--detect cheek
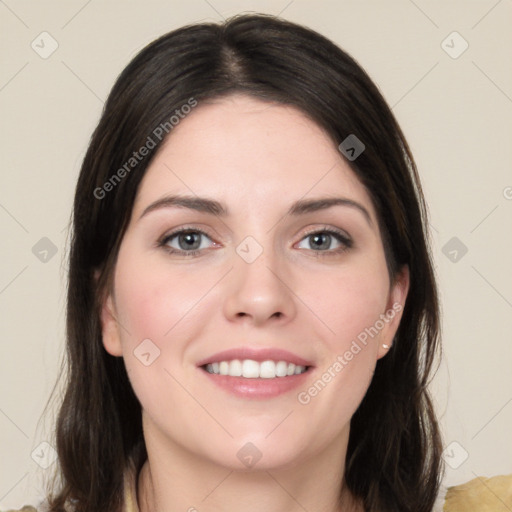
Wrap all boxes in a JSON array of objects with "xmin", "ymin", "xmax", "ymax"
[
  {"xmin": 113, "ymin": 246, "xmax": 216, "ymax": 345},
  {"xmin": 302, "ymin": 258, "xmax": 390, "ymax": 350},
  {"xmin": 111, "ymin": 250, "xmax": 211, "ymax": 423},
  {"xmin": 295, "ymin": 281, "xmax": 385, "ymax": 448},
  {"xmin": 293, "ymin": 257, "xmax": 389, "ymax": 420},
  {"xmin": 110, "ymin": 241, "xmax": 233, "ymax": 395}
]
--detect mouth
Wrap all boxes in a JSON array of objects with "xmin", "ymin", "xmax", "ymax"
[
  {"xmin": 197, "ymin": 348, "xmax": 314, "ymax": 399},
  {"xmin": 202, "ymin": 359, "xmax": 310, "ymax": 378}
]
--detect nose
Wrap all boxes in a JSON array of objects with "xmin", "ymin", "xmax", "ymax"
[{"xmin": 222, "ymin": 246, "xmax": 297, "ymax": 327}]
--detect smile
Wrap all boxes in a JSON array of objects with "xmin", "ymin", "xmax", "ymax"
[
  {"xmin": 203, "ymin": 359, "xmax": 309, "ymax": 378},
  {"xmin": 197, "ymin": 347, "xmax": 314, "ymax": 399}
]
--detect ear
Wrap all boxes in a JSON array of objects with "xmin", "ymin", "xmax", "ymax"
[
  {"xmin": 377, "ymin": 265, "xmax": 410, "ymax": 359},
  {"xmin": 99, "ymin": 288, "xmax": 124, "ymax": 357}
]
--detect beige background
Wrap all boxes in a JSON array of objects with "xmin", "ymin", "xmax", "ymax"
[{"xmin": 1, "ymin": 0, "xmax": 511, "ymax": 508}]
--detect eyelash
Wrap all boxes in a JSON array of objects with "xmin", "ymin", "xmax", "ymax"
[
  {"xmin": 158, "ymin": 227, "xmax": 214, "ymax": 258},
  {"xmin": 158, "ymin": 226, "xmax": 353, "ymax": 258},
  {"xmin": 300, "ymin": 226, "xmax": 353, "ymax": 257}
]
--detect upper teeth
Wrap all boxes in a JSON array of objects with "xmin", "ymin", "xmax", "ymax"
[{"xmin": 205, "ymin": 359, "xmax": 307, "ymax": 378}]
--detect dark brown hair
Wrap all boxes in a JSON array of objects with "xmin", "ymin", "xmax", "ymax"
[{"xmin": 46, "ymin": 13, "xmax": 442, "ymax": 512}]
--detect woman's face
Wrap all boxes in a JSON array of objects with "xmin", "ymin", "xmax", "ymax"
[{"xmin": 101, "ymin": 94, "xmax": 408, "ymax": 471}]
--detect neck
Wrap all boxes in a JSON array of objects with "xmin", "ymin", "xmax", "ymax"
[{"xmin": 137, "ymin": 416, "xmax": 362, "ymax": 512}]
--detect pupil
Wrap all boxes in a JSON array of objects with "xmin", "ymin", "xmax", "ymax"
[
  {"xmin": 312, "ymin": 233, "xmax": 330, "ymax": 250},
  {"xmin": 179, "ymin": 232, "xmax": 200, "ymax": 250}
]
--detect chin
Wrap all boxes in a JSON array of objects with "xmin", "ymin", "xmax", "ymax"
[{"xmin": 201, "ymin": 433, "xmax": 313, "ymax": 472}]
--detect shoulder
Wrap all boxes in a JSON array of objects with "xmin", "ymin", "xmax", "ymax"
[{"xmin": 443, "ymin": 474, "xmax": 512, "ymax": 511}]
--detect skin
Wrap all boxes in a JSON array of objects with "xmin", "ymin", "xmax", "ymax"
[{"xmin": 100, "ymin": 94, "xmax": 409, "ymax": 512}]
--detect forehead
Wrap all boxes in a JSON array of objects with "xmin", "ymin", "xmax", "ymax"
[{"xmin": 133, "ymin": 94, "xmax": 375, "ymax": 220}]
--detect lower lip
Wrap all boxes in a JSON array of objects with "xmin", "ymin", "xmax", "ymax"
[{"xmin": 199, "ymin": 367, "xmax": 312, "ymax": 399}]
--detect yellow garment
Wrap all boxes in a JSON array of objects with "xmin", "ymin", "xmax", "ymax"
[
  {"xmin": 123, "ymin": 456, "xmax": 139, "ymax": 511},
  {"xmin": 443, "ymin": 474, "xmax": 512, "ymax": 511}
]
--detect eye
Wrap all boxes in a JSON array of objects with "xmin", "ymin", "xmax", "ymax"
[
  {"xmin": 159, "ymin": 228, "xmax": 216, "ymax": 256},
  {"xmin": 296, "ymin": 228, "xmax": 352, "ymax": 255}
]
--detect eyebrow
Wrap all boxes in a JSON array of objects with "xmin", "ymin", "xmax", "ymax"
[
  {"xmin": 139, "ymin": 194, "xmax": 372, "ymax": 225},
  {"xmin": 288, "ymin": 197, "xmax": 372, "ymax": 225},
  {"xmin": 140, "ymin": 195, "xmax": 227, "ymax": 219}
]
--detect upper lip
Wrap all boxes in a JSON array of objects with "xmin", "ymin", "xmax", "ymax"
[{"xmin": 196, "ymin": 347, "xmax": 314, "ymax": 367}]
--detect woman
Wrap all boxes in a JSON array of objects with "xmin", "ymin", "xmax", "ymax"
[{"xmin": 9, "ymin": 13, "xmax": 444, "ymax": 512}]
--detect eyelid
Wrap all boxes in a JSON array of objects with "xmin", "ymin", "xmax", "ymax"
[
  {"xmin": 299, "ymin": 225, "xmax": 352, "ymax": 244},
  {"xmin": 301, "ymin": 224, "xmax": 350, "ymax": 236},
  {"xmin": 294, "ymin": 225, "xmax": 353, "ymax": 255},
  {"xmin": 158, "ymin": 225, "xmax": 217, "ymax": 245},
  {"xmin": 157, "ymin": 226, "xmax": 220, "ymax": 257}
]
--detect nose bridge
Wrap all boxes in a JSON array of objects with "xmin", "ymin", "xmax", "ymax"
[{"xmin": 222, "ymin": 233, "xmax": 296, "ymax": 324}]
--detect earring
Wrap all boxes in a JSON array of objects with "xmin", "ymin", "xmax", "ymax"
[{"xmin": 382, "ymin": 344, "xmax": 390, "ymax": 349}]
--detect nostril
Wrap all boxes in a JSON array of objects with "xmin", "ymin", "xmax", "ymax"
[{"xmin": 233, "ymin": 311, "xmax": 285, "ymax": 321}]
